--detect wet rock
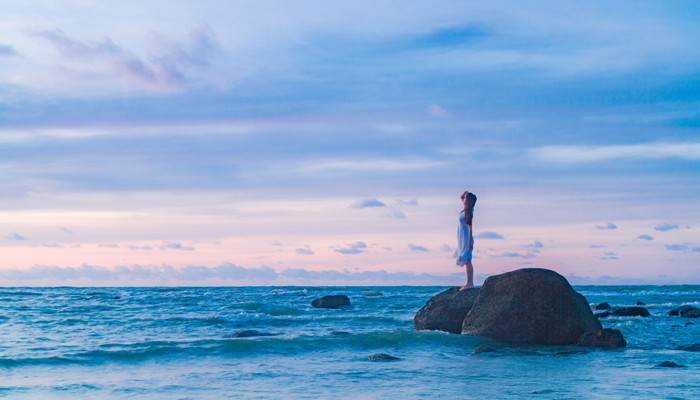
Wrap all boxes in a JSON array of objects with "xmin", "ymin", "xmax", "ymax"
[
  {"xmin": 310, "ymin": 295, "xmax": 351, "ymax": 309},
  {"xmin": 676, "ymin": 344, "xmax": 700, "ymax": 352},
  {"xmin": 577, "ymin": 328, "xmax": 626, "ymax": 348},
  {"xmin": 594, "ymin": 302, "xmax": 611, "ymax": 311},
  {"xmin": 610, "ymin": 306, "xmax": 650, "ymax": 317},
  {"xmin": 363, "ymin": 290, "xmax": 383, "ymax": 297},
  {"xmin": 636, "ymin": 301, "xmax": 646, "ymax": 306},
  {"xmin": 686, "ymin": 322, "xmax": 695, "ymax": 325},
  {"xmin": 230, "ymin": 330, "xmax": 278, "ymax": 338},
  {"xmin": 668, "ymin": 305, "xmax": 698, "ymax": 316},
  {"xmin": 680, "ymin": 307, "xmax": 700, "ymax": 318},
  {"xmin": 461, "ymin": 268, "xmax": 602, "ymax": 345},
  {"xmin": 656, "ymin": 361, "xmax": 685, "ymax": 368},
  {"xmin": 414, "ymin": 287, "xmax": 480, "ymax": 334},
  {"xmin": 472, "ymin": 344, "xmax": 496, "ymax": 354},
  {"xmin": 367, "ymin": 353, "xmax": 400, "ymax": 361},
  {"xmin": 330, "ymin": 331, "xmax": 350, "ymax": 336},
  {"xmin": 594, "ymin": 311, "xmax": 611, "ymax": 319}
]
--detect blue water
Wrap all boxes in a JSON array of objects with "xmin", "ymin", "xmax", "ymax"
[{"xmin": 1, "ymin": 286, "xmax": 698, "ymax": 399}]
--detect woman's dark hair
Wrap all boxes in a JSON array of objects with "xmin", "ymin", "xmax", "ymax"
[{"xmin": 463, "ymin": 192, "xmax": 477, "ymax": 225}]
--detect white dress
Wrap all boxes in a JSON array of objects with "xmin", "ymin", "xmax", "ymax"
[{"xmin": 455, "ymin": 210, "xmax": 474, "ymax": 265}]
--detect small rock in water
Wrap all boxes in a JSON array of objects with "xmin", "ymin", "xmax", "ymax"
[
  {"xmin": 330, "ymin": 331, "xmax": 350, "ymax": 336},
  {"xmin": 656, "ymin": 361, "xmax": 685, "ymax": 368},
  {"xmin": 594, "ymin": 302, "xmax": 611, "ymax": 311},
  {"xmin": 231, "ymin": 330, "xmax": 278, "ymax": 338},
  {"xmin": 594, "ymin": 311, "xmax": 611, "ymax": 319},
  {"xmin": 363, "ymin": 290, "xmax": 383, "ymax": 297},
  {"xmin": 577, "ymin": 328, "xmax": 626, "ymax": 348},
  {"xmin": 675, "ymin": 344, "xmax": 700, "ymax": 352},
  {"xmin": 311, "ymin": 295, "xmax": 351, "ymax": 309},
  {"xmin": 610, "ymin": 306, "xmax": 650, "ymax": 317},
  {"xmin": 636, "ymin": 301, "xmax": 646, "ymax": 306},
  {"xmin": 686, "ymin": 321, "xmax": 695, "ymax": 325},
  {"xmin": 367, "ymin": 353, "xmax": 401, "ymax": 361},
  {"xmin": 680, "ymin": 307, "xmax": 700, "ymax": 318},
  {"xmin": 668, "ymin": 305, "xmax": 698, "ymax": 316},
  {"xmin": 472, "ymin": 344, "xmax": 496, "ymax": 354}
]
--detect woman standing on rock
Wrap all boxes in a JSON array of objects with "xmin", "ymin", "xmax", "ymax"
[{"xmin": 457, "ymin": 191, "xmax": 477, "ymax": 290}]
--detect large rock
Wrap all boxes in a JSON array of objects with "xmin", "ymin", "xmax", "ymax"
[
  {"xmin": 310, "ymin": 294, "xmax": 350, "ymax": 309},
  {"xmin": 577, "ymin": 328, "xmax": 626, "ymax": 348},
  {"xmin": 414, "ymin": 287, "xmax": 480, "ymax": 334},
  {"xmin": 461, "ymin": 268, "xmax": 602, "ymax": 345},
  {"xmin": 668, "ymin": 305, "xmax": 699, "ymax": 316}
]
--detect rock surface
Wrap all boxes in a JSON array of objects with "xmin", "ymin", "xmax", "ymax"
[
  {"xmin": 668, "ymin": 305, "xmax": 698, "ymax": 316},
  {"xmin": 656, "ymin": 361, "xmax": 685, "ymax": 368},
  {"xmin": 461, "ymin": 268, "xmax": 602, "ymax": 345},
  {"xmin": 577, "ymin": 328, "xmax": 626, "ymax": 348},
  {"xmin": 680, "ymin": 307, "xmax": 700, "ymax": 318},
  {"xmin": 594, "ymin": 302, "xmax": 611, "ymax": 311},
  {"xmin": 609, "ymin": 306, "xmax": 651, "ymax": 317},
  {"xmin": 310, "ymin": 295, "xmax": 351, "ymax": 309},
  {"xmin": 413, "ymin": 287, "xmax": 480, "ymax": 334},
  {"xmin": 675, "ymin": 344, "xmax": 700, "ymax": 352},
  {"xmin": 367, "ymin": 353, "xmax": 400, "ymax": 361}
]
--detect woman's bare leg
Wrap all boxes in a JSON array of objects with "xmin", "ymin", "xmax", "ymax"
[{"xmin": 460, "ymin": 260, "xmax": 474, "ymax": 290}]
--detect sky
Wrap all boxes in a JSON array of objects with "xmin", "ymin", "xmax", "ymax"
[{"xmin": 1, "ymin": 1, "xmax": 699, "ymax": 286}]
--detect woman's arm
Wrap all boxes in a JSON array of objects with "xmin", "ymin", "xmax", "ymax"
[{"xmin": 467, "ymin": 222, "xmax": 473, "ymax": 250}]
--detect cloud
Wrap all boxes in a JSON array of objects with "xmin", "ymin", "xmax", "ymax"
[
  {"xmin": 333, "ymin": 241, "xmax": 368, "ymax": 254},
  {"xmin": 350, "ymin": 198, "xmax": 386, "ymax": 209},
  {"xmin": 637, "ymin": 235, "xmax": 653, "ymax": 241},
  {"xmin": 532, "ymin": 142, "xmax": 700, "ymax": 163},
  {"xmin": 98, "ymin": 243, "xmax": 119, "ymax": 248},
  {"xmin": 477, "ymin": 231, "xmax": 504, "ymax": 239},
  {"xmin": 385, "ymin": 209, "xmax": 406, "ymax": 219},
  {"xmin": 694, "ymin": 247, "xmax": 700, "ymax": 252},
  {"xmin": 7, "ymin": 232, "xmax": 29, "ymax": 240},
  {"xmin": 394, "ymin": 198, "xmax": 418, "ymax": 206},
  {"xmin": 125, "ymin": 245, "xmax": 153, "ymax": 250},
  {"xmin": 32, "ymin": 24, "xmax": 220, "ymax": 92},
  {"xmin": 600, "ymin": 251, "xmax": 619, "ymax": 260},
  {"xmin": 490, "ymin": 251, "xmax": 536, "ymax": 259},
  {"xmin": 427, "ymin": 104, "xmax": 450, "ymax": 118},
  {"xmin": 655, "ymin": 223, "xmax": 679, "ymax": 232},
  {"xmin": 0, "ymin": 263, "xmax": 462, "ymax": 285},
  {"xmin": 440, "ymin": 244, "xmax": 454, "ymax": 253},
  {"xmin": 60, "ymin": 227, "xmax": 73, "ymax": 234},
  {"xmin": 159, "ymin": 241, "xmax": 195, "ymax": 251},
  {"xmin": 596, "ymin": 222, "xmax": 618, "ymax": 230},
  {"xmin": 589, "ymin": 244, "xmax": 604, "ymax": 248},
  {"xmin": 295, "ymin": 246, "xmax": 315, "ymax": 255},
  {"xmin": 666, "ymin": 244, "xmax": 688, "ymax": 251},
  {"xmin": 408, "ymin": 244, "xmax": 429, "ymax": 252},
  {"xmin": 523, "ymin": 241, "xmax": 543, "ymax": 249},
  {"xmin": 0, "ymin": 44, "xmax": 18, "ymax": 56},
  {"xmin": 40, "ymin": 243, "xmax": 64, "ymax": 248}
]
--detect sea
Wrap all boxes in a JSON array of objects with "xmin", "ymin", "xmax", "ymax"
[{"xmin": 1, "ymin": 285, "xmax": 698, "ymax": 399}]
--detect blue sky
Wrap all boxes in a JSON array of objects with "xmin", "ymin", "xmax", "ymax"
[{"xmin": 1, "ymin": 1, "xmax": 699, "ymax": 285}]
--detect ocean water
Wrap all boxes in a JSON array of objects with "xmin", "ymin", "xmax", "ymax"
[{"xmin": 1, "ymin": 286, "xmax": 698, "ymax": 399}]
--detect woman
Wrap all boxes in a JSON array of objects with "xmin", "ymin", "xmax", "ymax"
[{"xmin": 456, "ymin": 191, "xmax": 477, "ymax": 290}]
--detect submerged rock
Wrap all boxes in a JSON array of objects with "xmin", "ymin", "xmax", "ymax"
[
  {"xmin": 594, "ymin": 302, "xmax": 611, "ymax": 311},
  {"xmin": 414, "ymin": 287, "xmax": 480, "ymax": 334},
  {"xmin": 675, "ymin": 344, "xmax": 700, "ymax": 352},
  {"xmin": 310, "ymin": 295, "xmax": 351, "ymax": 309},
  {"xmin": 680, "ymin": 307, "xmax": 700, "ymax": 318},
  {"xmin": 367, "ymin": 353, "xmax": 401, "ymax": 361},
  {"xmin": 610, "ymin": 306, "xmax": 651, "ymax": 318},
  {"xmin": 668, "ymin": 305, "xmax": 698, "ymax": 316},
  {"xmin": 472, "ymin": 344, "xmax": 496, "ymax": 354},
  {"xmin": 461, "ymin": 268, "xmax": 602, "ymax": 345},
  {"xmin": 577, "ymin": 328, "xmax": 626, "ymax": 348},
  {"xmin": 656, "ymin": 361, "xmax": 685, "ymax": 368},
  {"xmin": 230, "ymin": 330, "xmax": 278, "ymax": 338},
  {"xmin": 363, "ymin": 290, "xmax": 383, "ymax": 297},
  {"xmin": 636, "ymin": 301, "xmax": 646, "ymax": 306}
]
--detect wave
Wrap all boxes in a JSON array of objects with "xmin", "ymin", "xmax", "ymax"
[{"xmin": 0, "ymin": 330, "xmax": 474, "ymax": 368}]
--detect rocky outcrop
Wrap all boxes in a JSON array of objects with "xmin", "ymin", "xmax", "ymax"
[
  {"xmin": 594, "ymin": 302, "xmax": 611, "ymax": 311},
  {"xmin": 311, "ymin": 295, "xmax": 351, "ymax": 309},
  {"xmin": 577, "ymin": 328, "xmax": 626, "ymax": 348},
  {"xmin": 414, "ymin": 287, "xmax": 480, "ymax": 334},
  {"xmin": 461, "ymin": 268, "xmax": 602, "ymax": 345},
  {"xmin": 656, "ymin": 361, "xmax": 685, "ymax": 368},
  {"xmin": 680, "ymin": 307, "xmax": 700, "ymax": 318}
]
